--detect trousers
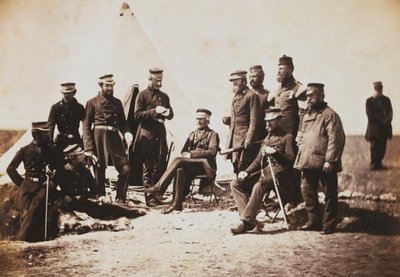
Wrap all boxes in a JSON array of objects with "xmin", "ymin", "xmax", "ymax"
[{"xmin": 300, "ymin": 169, "xmax": 338, "ymax": 229}]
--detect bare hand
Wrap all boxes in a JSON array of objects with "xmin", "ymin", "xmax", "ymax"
[{"xmin": 181, "ymin": 151, "xmax": 191, "ymax": 158}]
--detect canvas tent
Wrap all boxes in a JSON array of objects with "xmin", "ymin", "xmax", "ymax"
[{"xmin": 0, "ymin": 1, "xmax": 215, "ymax": 181}]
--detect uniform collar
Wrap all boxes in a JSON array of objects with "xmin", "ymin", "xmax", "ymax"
[
  {"xmin": 61, "ymin": 97, "xmax": 77, "ymax": 105},
  {"xmin": 196, "ymin": 126, "xmax": 210, "ymax": 132},
  {"xmin": 148, "ymin": 86, "xmax": 161, "ymax": 95},
  {"xmin": 98, "ymin": 92, "xmax": 115, "ymax": 103}
]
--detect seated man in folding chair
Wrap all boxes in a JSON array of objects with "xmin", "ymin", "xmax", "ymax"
[
  {"xmin": 230, "ymin": 107, "xmax": 295, "ymax": 234},
  {"xmin": 144, "ymin": 108, "xmax": 220, "ymax": 214}
]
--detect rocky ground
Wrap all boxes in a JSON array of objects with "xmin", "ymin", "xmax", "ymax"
[{"xmin": 0, "ymin": 135, "xmax": 399, "ymax": 276}]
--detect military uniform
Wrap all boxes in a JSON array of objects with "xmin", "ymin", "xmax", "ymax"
[
  {"xmin": 225, "ymin": 73, "xmax": 260, "ymax": 174},
  {"xmin": 83, "ymin": 75, "xmax": 130, "ymax": 200},
  {"xmin": 230, "ymin": 126, "xmax": 294, "ymax": 227},
  {"xmin": 149, "ymin": 124, "xmax": 219, "ymax": 212},
  {"xmin": 133, "ymin": 86, "xmax": 174, "ymax": 189},
  {"xmin": 365, "ymin": 85, "xmax": 393, "ymax": 169},
  {"xmin": 294, "ymin": 85, "xmax": 345, "ymax": 233},
  {"xmin": 56, "ymin": 145, "xmax": 143, "ymax": 220},
  {"xmin": 249, "ymin": 65, "xmax": 271, "ymax": 139},
  {"xmin": 48, "ymin": 97, "xmax": 85, "ymax": 150},
  {"xmin": 269, "ymin": 76, "xmax": 307, "ymax": 137},
  {"xmin": 253, "ymin": 86, "xmax": 270, "ymax": 138},
  {"xmin": 7, "ymin": 130, "xmax": 56, "ymax": 242}
]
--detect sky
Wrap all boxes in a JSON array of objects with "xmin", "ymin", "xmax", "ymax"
[{"xmin": 0, "ymin": 0, "xmax": 399, "ymax": 138}]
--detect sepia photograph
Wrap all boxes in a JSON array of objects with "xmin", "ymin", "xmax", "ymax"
[{"xmin": 0, "ymin": 0, "xmax": 399, "ymax": 276}]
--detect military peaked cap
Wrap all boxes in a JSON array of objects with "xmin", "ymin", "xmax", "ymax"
[
  {"xmin": 63, "ymin": 144, "xmax": 84, "ymax": 157},
  {"xmin": 60, "ymin": 82, "xmax": 76, "ymax": 93},
  {"xmin": 98, "ymin": 74, "xmax": 115, "ymax": 85},
  {"xmin": 264, "ymin": 107, "xmax": 282, "ymax": 121},
  {"xmin": 31, "ymin": 121, "xmax": 50, "ymax": 131},
  {"xmin": 196, "ymin": 108, "xmax": 212, "ymax": 118}
]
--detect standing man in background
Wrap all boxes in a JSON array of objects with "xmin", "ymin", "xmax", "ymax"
[
  {"xmin": 365, "ymin": 81, "xmax": 393, "ymax": 170},
  {"xmin": 133, "ymin": 68, "xmax": 174, "ymax": 206},
  {"xmin": 223, "ymin": 70, "xmax": 260, "ymax": 175},
  {"xmin": 83, "ymin": 74, "xmax": 133, "ymax": 203},
  {"xmin": 249, "ymin": 65, "xmax": 271, "ymax": 139}
]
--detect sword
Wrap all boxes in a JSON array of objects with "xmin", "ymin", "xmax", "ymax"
[{"xmin": 266, "ymin": 156, "xmax": 289, "ymax": 230}]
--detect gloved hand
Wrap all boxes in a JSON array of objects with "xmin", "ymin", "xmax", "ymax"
[
  {"xmin": 161, "ymin": 108, "xmax": 171, "ymax": 117},
  {"xmin": 124, "ymin": 132, "xmax": 133, "ymax": 145},
  {"xmin": 295, "ymin": 131, "xmax": 304, "ymax": 146},
  {"xmin": 45, "ymin": 165, "xmax": 55, "ymax": 177},
  {"xmin": 263, "ymin": 146, "xmax": 276, "ymax": 156},
  {"xmin": 84, "ymin": 151, "xmax": 98, "ymax": 167},
  {"xmin": 181, "ymin": 151, "xmax": 190, "ymax": 158},
  {"xmin": 155, "ymin": 106, "xmax": 167, "ymax": 114},
  {"xmin": 238, "ymin": 171, "xmax": 248, "ymax": 181},
  {"xmin": 323, "ymin": 162, "xmax": 333, "ymax": 173}
]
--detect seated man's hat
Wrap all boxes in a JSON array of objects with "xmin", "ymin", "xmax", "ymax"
[{"xmin": 264, "ymin": 107, "xmax": 282, "ymax": 121}]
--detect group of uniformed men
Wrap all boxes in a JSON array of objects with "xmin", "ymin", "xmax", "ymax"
[{"xmin": 9, "ymin": 53, "xmax": 394, "ymax": 241}]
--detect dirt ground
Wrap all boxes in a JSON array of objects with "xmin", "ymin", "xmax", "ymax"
[{"xmin": 0, "ymin": 136, "xmax": 399, "ymax": 276}]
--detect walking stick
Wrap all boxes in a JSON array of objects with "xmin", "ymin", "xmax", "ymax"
[{"xmin": 266, "ymin": 156, "xmax": 289, "ymax": 230}]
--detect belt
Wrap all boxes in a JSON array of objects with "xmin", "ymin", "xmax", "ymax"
[
  {"xmin": 94, "ymin": 125, "xmax": 119, "ymax": 132},
  {"xmin": 58, "ymin": 133, "xmax": 77, "ymax": 139},
  {"xmin": 25, "ymin": 176, "xmax": 46, "ymax": 183}
]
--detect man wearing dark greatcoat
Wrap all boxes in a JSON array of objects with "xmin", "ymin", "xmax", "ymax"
[
  {"xmin": 365, "ymin": 81, "xmax": 393, "ymax": 170},
  {"xmin": 48, "ymin": 82, "xmax": 85, "ymax": 154},
  {"xmin": 249, "ymin": 65, "xmax": 271, "ymax": 139},
  {"xmin": 133, "ymin": 68, "xmax": 174, "ymax": 206},
  {"xmin": 83, "ymin": 74, "xmax": 133, "ymax": 203},
  {"xmin": 7, "ymin": 122, "xmax": 57, "ymax": 242}
]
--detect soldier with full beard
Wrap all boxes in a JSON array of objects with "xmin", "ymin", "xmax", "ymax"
[
  {"xmin": 268, "ymin": 55, "xmax": 307, "ymax": 209},
  {"xmin": 223, "ymin": 70, "xmax": 260, "ymax": 174}
]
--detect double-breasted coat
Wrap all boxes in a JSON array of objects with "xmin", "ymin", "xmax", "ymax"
[
  {"xmin": 268, "ymin": 77, "xmax": 307, "ymax": 136},
  {"xmin": 83, "ymin": 93, "xmax": 129, "ymax": 168},
  {"xmin": 133, "ymin": 87, "xmax": 174, "ymax": 157}
]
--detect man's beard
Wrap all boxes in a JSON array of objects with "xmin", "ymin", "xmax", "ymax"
[
  {"xmin": 232, "ymin": 84, "xmax": 244, "ymax": 94},
  {"xmin": 276, "ymin": 74, "xmax": 285, "ymax": 83},
  {"xmin": 250, "ymin": 80, "xmax": 262, "ymax": 89},
  {"xmin": 103, "ymin": 90, "xmax": 114, "ymax": 98}
]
